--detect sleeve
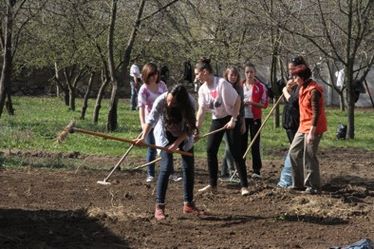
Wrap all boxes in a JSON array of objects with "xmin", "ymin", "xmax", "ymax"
[
  {"xmin": 220, "ymin": 79, "xmax": 238, "ymax": 109},
  {"xmin": 146, "ymin": 94, "xmax": 164, "ymax": 126},
  {"xmin": 311, "ymin": 89, "xmax": 321, "ymax": 127},
  {"xmin": 159, "ymin": 81, "xmax": 168, "ymax": 93},
  {"xmin": 260, "ymin": 83, "xmax": 269, "ymax": 108},
  {"xmin": 198, "ymin": 85, "xmax": 206, "ymax": 109},
  {"xmin": 137, "ymin": 85, "xmax": 147, "ymax": 108}
]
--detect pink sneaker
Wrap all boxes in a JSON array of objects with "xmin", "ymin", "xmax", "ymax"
[{"xmin": 154, "ymin": 204, "xmax": 166, "ymax": 221}]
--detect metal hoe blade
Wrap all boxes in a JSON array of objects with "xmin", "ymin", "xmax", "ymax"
[{"xmin": 97, "ymin": 180, "xmax": 111, "ymax": 185}]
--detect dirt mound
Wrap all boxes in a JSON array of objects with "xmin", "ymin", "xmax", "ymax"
[{"xmin": 0, "ymin": 148, "xmax": 373, "ymax": 248}]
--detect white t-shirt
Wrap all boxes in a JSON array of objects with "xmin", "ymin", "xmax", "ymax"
[
  {"xmin": 198, "ymin": 77, "xmax": 238, "ymax": 119},
  {"xmin": 130, "ymin": 64, "xmax": 141, "ymax": 78},
  {"xmin": 243, "ymin": 83, "xmax": 254, "ymax": 118},
  {"xmin": 335, "ymin": 69, "xmax": 344, "ymax": 89}
]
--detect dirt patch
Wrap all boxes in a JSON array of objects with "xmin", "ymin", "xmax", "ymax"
[{"xmin": 0, "ymin": 148, "xmax": 373, "ymax": 248}]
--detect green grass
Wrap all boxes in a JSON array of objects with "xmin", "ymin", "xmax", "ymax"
[{"xmin": 0, "ymin": 96, "xmax": 373, "ymax": 163}]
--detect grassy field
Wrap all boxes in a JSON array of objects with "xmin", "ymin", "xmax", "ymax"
[{"xmin": 0, "ymin": 96, "xmax": 373, "ymax": 162}]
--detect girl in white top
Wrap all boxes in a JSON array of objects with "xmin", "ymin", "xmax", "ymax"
[
  {"xmin": 242, "ymin": 62, "xmax": 268, "ymax": 178},
  {"xmin": 195, "ymin": 58, "xmax": 249, "ymax": 196}
]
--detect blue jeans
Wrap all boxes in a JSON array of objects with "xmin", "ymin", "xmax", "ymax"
[
  {"xmin": 156, "ymin": 132, "xmax": 194, "ymax": 204},
  {"xmin": 277, "ymin": 153, "xmax": 293, "ymax": 188},
  {"xmin": 277, "ymin": 128, "xmax": 297, "ymax": 188},
  {"xmin": 130, "ymin": 81, "xmax": 138, "ymax": 110},
  {"xmin": 146, "ymin": 129, "xmax": 157, "ymax": 177}
]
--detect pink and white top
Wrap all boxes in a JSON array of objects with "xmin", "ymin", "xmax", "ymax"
[
  {"xmin": 138, "ymin": 81, "xmax": 168, "ymax": 117},
  {"xmin": 198, "ymin": 77, "xmax": 238, "ymax": 119}
]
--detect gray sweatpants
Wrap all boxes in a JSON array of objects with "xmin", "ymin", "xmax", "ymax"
[{"xmin": 289, "ymin": 131, "xmax": 322, "ymax": 189}]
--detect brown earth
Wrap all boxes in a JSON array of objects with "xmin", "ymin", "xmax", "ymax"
[{"xmin": 0, "ymin": 148, "xmax": 373, "ymax": 249}]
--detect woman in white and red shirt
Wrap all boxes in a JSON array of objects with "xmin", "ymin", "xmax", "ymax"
[
  {"xmin": 242, "ymin": 62, "xmax": 268, "ymax": 178},
  {"xmin": 195, "ymin": 58, "xmax": 249, "ymax": 196}
]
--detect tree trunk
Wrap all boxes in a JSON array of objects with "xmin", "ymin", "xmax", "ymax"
[
  {"xmin": 54, "ymin": 62, "xmax": 69, "ymax": 106},
  {"xmin": 106, "ymin": 0, "xmax": 119, "ymax": 131},
  {"xmin": 271, "ymin": 62, "xmax": 280, "ymax": 128},
  {"xmin": 269, "ymin": 3, "xmax": 281, "ymax": 129},
  {"xmin": 0, "ymin": 0, "xmax": 15, "ymax": 119},
  {"xmin": 68, "ymin": 86, "xmax": 76, "ymax": 111},
  {"xmin": 107, "ymin": 82, "xmax": 118, "ymax": 131},
  {"xmin": 270, "ymin": 50, "xmax": 280, "ymax": 128},
  {"xmin": 345, "ymin": 61, "xmax": 355, "ymax": 139},
  {"xmin": 56, "ymin": 84, "xmax": 60, "ymax": 97},
  {"xmin": 64, "ymin": 68, "xmax": 75, "ymax": 111},
  {"xmin": 65, "ymin": 66, "xmax": 85, "ymax": 112},
  {"xmin": 106, "ymin": 0, "xmax": 147, "ymax": 131},
  {"xmin": 5, "ymin": 90, "xmax": 14, "ymax": 115},
  {"xmin": 120, "ymin": 0, "xmax": 146, "ymax": 99},
  {"xmin": 80, "ymin": 72, "xmax": 94, "ymax": 120},
  {"xmin": 339, "ymin": 91, "xmax": 345, "ymax": 111},
  {"xmin": 63, "ymin": 89, "xmax": 69, "ymax": 106},
  {"xmin": 93, "ymin": 78, "xmax": 109, "ymax": 123},
  {"xmin": 364, "ymin": 80, "xmax": 374, "ymax": 108},
  {"xmin": 345, "ymin": 0, "xmax": 355, "ymax": 139}
]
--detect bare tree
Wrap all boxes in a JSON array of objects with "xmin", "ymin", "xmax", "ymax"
[
  {"xmin": 277, "ymin": 0, "xmax": 374, "ymax": 139},
  {"xmin": 107, "ymin": 0, "xmax": 180, "ymax": 131},
  {"xmin": 80, "ymin": 71, "xmax": 94, "ymax": 120},
  {"xmin": 0, "ymin": 0, "xmax": 16, "ymax": 118}
]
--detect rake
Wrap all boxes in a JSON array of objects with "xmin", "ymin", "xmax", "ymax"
[
  {"xmin": 96, "ymin": 132, "xmax": 143, "ymax": 185},
  {"xmin": 57, "ymin": 121, "xmax": 193, "ymax": 157},
  {"xmin": 243, "ymin": 93, "xmax": 284, "ymax": 158}
]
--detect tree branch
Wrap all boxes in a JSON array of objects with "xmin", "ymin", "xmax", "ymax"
[{"xmin": 139, "ymin": 0, "xmax": 180, "ymax": 23}]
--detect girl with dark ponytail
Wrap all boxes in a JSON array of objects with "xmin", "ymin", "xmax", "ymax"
[
  {"xmin": 135, "ymin": 84, "xmax": 203, "ymax": 221},
  {"xmin": 194, "ymin": 57, "xmax": 250, "ymax": 196}
]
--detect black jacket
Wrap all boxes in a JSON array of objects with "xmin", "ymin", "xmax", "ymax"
[{"xmin": 282, "ymin": 85, "xmax": 300, "ymax": 131}]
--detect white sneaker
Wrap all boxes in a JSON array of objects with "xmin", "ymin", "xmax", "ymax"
[
  {"xmin": 241, "ymin": 187, "xmax": 250, "ymax": 196},
  {"xmin": 169, "ymin": 174, "xmax": 182, "ymax": 182},
  {"xmin": 198, "ymin": 185, "xmax": 217, "ymax": 193},
  {"xmin": 146, "ymin": 176, "xmax": 154, "ymax": 183},
  {"xmin": 251, "ymin": 173, "xmax": 262, "ymax": 179}
]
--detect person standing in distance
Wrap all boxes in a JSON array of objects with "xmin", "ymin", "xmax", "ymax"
[{"xmin": 129, "ymin": 63, "xmax": 141, "ymax": 111}]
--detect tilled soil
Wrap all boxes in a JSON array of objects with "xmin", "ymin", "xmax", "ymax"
[{"xmin": 0, "ymin": 148, "xmax": 373, "ymax": 249}]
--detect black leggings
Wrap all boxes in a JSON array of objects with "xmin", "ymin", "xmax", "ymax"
[
  {"xmin": 242, "ymin": 118, "xmax": 262, "ymax": 174},
  {"xmin": 206, "ymin": 116, "xmax": 248, "ymax": 188}
]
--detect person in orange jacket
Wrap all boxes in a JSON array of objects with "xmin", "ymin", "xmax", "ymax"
[{"xmin": 288, "ymin": 64, "xmax": 327, "ymax": 194}]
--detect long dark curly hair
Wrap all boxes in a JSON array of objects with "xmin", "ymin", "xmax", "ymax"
[{"xmin": 164, "ymin": 84, "xmax": 197, "ymax": 135}]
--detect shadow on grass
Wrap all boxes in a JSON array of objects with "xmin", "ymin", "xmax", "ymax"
[{"xmin": 0, "ymin": 208, "xmax": 128, "ymax": 249}]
